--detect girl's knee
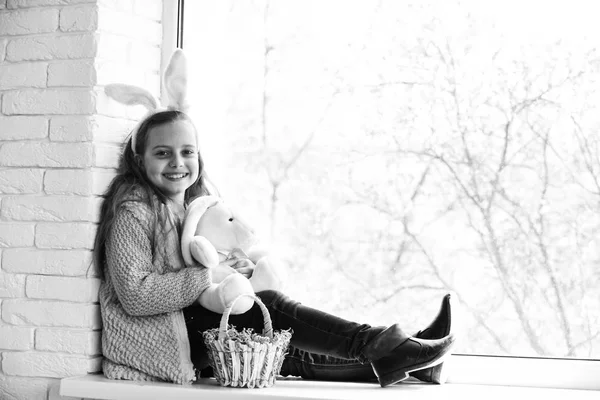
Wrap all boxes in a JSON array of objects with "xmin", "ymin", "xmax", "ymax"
[{"xmin": 256, "ymin": 289, "xmax": 286, "ymax": 306}]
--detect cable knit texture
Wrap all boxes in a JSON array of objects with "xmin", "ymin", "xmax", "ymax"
[{"xmin": 99, "ymin": 190, "xmax": 211, "ymax": 384}]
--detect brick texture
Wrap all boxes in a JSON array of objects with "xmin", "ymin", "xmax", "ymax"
[
  {"xmin": 2, "ymin": 351, "xmax": 102, "ymax": 378},
  {"xmin": 0, "ymin": 223, "xmax": 35, "ymax": 247},
  {"xmin": 35, "ymin": 222, "xmax": 96, "ymax": 249},
  {"xmin": 59, "ymin": 4, "xmax": 98, "ymax": 32},
  {"xmin": 0, "ymin": 8, "xmax": 59, "ymax": 35},
  {"xmin": 7, "ymin": 0, "xmax": 94, "ymax": 7},
  {"xmin": 26, "ymin": 275, "xmax": 100, "ymax": 302},
  {"xmin": 0, "ymin": 142, "xmax": 93, "ymax": 168},
  {"xmin": 0, "ymin": 62, "xmax": 48, "ymax": 89},
  {"xmin": 0, "ymin": 116, "xmax": 48, "ymax": 140},
  {"xmin": 1, "ymin": 195, "xmax": 101, "ymax": 222},
  {"xmin": 0, "ymin": 169, "xmax": 44, "ymax": 194},
  {"xmin": 0, "ymin": 326, "xmax": 34, "ymax": 350},
  {"xmin": 0, "ymin": 375, "xmax": 53, "ymax": 400},
  {"xmin": 44, "ymin": 169, "xmax": 94, "ymax": 194},
  {"xmin": 48, "ymin": 60, "xmax": 96, "ymax": 87},
  {"xmin": 0, "ymin": 38, "xmax": 7, "ymax": 61},
  {"xmin": 5, "ymin": 34, "xmax": 96, "ymax": 62},
  {"xmin": 2, "ymin": 249, "xmax": 94, "ymax": 276},
  {"xmin": 0, "ymin": 270, "xmax": 26, "ymax": 297},
  {"xmin": 36, "ymin": 328, "xmax": 101, "ymax": 355},
  {"xmin": 2, "ymin": 299, "xmax": 101, "ymax": 328},
  {"xmin": 2, "ymin": 89, "xmax": 96, "ymax": 115}
]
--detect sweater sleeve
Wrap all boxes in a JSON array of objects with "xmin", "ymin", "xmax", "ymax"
[{"xmin": 105, "ymin": 206, "xmax": 211, "ymax": 316}]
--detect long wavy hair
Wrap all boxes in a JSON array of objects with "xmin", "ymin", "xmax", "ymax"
[{"xmin": 93, "ymin": 110, "xmax": 210, "ymax": 278}]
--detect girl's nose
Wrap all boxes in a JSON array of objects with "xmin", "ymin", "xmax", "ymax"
[{"xmin": 170, "ymin": 154, "xmax": 183, "ymax": 168}]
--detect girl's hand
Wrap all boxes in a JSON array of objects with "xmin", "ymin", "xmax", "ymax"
[
  {"xmin": 233, "ymin": 259, "xmax": 255, "ymax": 279},
  {"xmin": 212, "ymin": 259, "xmax": 238, "ymax": 283}
]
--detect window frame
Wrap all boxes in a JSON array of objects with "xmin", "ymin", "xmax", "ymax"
[{"xmin": 163, "ymin": 0, "xmax": 600, "ymax": 390}]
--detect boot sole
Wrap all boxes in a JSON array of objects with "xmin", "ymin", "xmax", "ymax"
[{"xmin": 376, "ymin": 341, "xmax": 454, "ymax": 387}]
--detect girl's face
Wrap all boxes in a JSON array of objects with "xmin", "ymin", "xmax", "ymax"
[{"xmin": 141, "ymin": 119, "xmax": 200, "ymax": 205}]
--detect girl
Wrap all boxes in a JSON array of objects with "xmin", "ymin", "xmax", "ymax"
[{"xmin": 94, "ymin": 109, "xmax": 456, "ymax": 387}]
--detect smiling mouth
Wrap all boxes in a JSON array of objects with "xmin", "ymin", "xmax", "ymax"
[{"xmin": 163, "ymin": 173, "xmax": 189, "ymax": 180}]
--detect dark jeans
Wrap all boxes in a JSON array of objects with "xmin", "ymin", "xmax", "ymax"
[
  {"xmin": 281, "ymin": 346, "xmax": 377, "ymax": 382},
  {"xmin": 183, "ymin": 290, "xmax": 384, "ymax": 381}
]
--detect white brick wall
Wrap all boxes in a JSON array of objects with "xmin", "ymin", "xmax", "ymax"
[
  {"xmin": 1, "ymin": 196, "xmax": 101, "ymax": 222},
  {"xmin": 0, "ymin": 62, "xmax": 48, "ymax": 88},
  {"xmin": 60, "ymin": 4, "xmax": 98, "ymax": 32},
  {"xmin": 0, "ymin": 375, "xmax": 57, "ymax": 400},
  {"xmin": 2, "ymin": 89, "xmax": 96, "ymax": 114},
  {"xmin": 36, "ymin": 222, "xmax": 97, "ymax": 249},
  {"xmin": 0, "ymin": 0, "xmax": 163, "ymax": 398},
  {"xmin": 0, "ymin": 8, "xmax": 59, "ymax": 35},
  {"xmin": 36, "ymin": 328, "xmax": 101, "ymax": 355},
  {"xmin": 0, "ymin": 169, "xmax": 45, "ymax": 193},
  {"xmin": 48, "ymin": 60, "xmax": 97, "ymax": 87},
  {"xmin": 26, "ymin": 275, "xmax": 101, "ymax": 302},
  {"xmin": 0, "ymin": 116, "xmax": 48, "ymax": 140},
  {"xmin": 2, "ymin": 300, "xmax": 101, "ymax": 328},
  {"xmin": 3, "ymin": 351, "xmax": 102, "ymax": 378},
  {"xmin": 0, "ymin": 223, "xmax": 35, "ymax": 247},
  {"xmin": 0, "ymin": 38, "xmax": 8, "ymax": 61},
  {"xmin": 0, "ymin": 325, "xmax": 34, "ymax": 350},
  {"xmin": 6, "ymin": 34, "xmax": 97, "ymax": 62},
  {"xmin": 0, "ymin": 142, "xmax": 94, "ymax": 167},
  {"xmin": 3, "ymin": 249, "xmax": 94, "ymax": 275}
]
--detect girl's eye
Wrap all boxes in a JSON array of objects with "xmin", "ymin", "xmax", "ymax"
[
  {"xmin": 155, "ymin": 151, "xmax": 169, "ymax": 157},
  {"xmin": 183, "ymin": 149, "xmax": 197, "ymax": 156}
]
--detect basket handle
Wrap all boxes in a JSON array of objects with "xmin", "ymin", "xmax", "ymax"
[{"xmin": 219, "ymin": 294, "xmax": 273, "ymax": 341}]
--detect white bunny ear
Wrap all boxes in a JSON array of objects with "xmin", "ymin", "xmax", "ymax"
[
  {"xmin": 164, "ymin": 48, "xmax": 189, "ymax": 112},
  {"xmin": 104, "ymin": 83, "xmax": 159, "ymax": 112},
  {"xmin": 181, "ymin": 196, "xmax": 221, "ymax": 267}
]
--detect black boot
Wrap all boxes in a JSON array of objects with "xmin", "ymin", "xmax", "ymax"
[
  {"xmin": 410, "ymin": 293, "xmax": 453, "ymax": 384},
  {"xmin": 362, "ymin": 323, "xmax": 455, "ymax": 387}
]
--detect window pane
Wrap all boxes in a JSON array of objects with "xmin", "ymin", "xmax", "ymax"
[{"xmin": 182, "ymin": 0, "xmax": 600, "ymax": 358}]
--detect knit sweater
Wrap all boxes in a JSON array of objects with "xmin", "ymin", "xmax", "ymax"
[{"xmin": 98, "ymin": 191, "xmax": 211, "ymax": 384}]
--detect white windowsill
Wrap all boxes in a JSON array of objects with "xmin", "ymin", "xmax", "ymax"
[
  {"xmin": 443, "ymin": 354, "xmax": 600, "ymax": 390},
  {"xmin": 60, "ymin": 355, "xmax": 600, "ymax": 400},
  {"xmin": 59, "ymin": 374, "xmax": 598, "ymax": 400}
]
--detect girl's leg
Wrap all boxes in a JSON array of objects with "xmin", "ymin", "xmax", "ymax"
[
  {"xmin": 280, "ymin": 346, "xmax": 377, "ymax": 382},
  {"xmin": 257, "ymin": 290, "xmax": 456, "ymax": 387},
  {"xmin": 183, "ymin": 302, "xmax": 377, "ymax": 381},
  {"xmin": 183, "ymin": 290, "xmax": 385, "ymax": 365},
  {"xmin": 183, "ymin": 290, "xmax": 455, "ymax": 386},
  {"xmin": 279, "ymin": 293, "xmax": 453, "ymax": 383},
  {"xmin": 255, "ymin": 290, "xmax": 385, "ymax": 360},
  {"xmin": 183, "ymin": 292, "xmax": 380, "ymax": 381}
]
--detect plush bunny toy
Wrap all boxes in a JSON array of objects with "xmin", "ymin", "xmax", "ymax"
[{"xmin": 181, "ymin": 196, "xmax": 282, "ymax": 314}]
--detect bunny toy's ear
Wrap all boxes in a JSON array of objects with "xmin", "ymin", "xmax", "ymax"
[
  {"xmin": 164, "ymin": 48, "xmax": 189, "ymax": 112},
  {"xmin": 181, "ymin": 195, "xmax": 222, "ymax": 267},
  {"xmin": 104, "ymin": 83, "xmax": 159, "ymax": 112}
]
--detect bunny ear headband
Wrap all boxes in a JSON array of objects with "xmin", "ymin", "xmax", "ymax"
[{"xmin": 104, "ymin": 49, "xmax": 192, "ymax": 153}]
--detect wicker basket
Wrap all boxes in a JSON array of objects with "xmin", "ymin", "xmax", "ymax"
[{"xmin": 202, "ymin": 294, "xmax": 292, "ymax": 388}]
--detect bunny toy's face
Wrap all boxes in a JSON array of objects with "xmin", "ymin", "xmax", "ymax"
[{"xmin": 194, "ymin": 202, "xmax": 258, "ymax": 255}]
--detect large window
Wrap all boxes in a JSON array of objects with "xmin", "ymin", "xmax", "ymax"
[{"xmin": 181, "ymin": 0, "xmax": 599, "ymax": 359}]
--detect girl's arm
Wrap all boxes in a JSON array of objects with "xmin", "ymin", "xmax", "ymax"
[{"xmin": 106, "ymin": 207, "xmax": 211, "ymax": 316}]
